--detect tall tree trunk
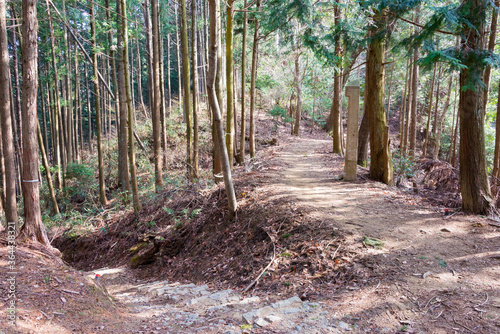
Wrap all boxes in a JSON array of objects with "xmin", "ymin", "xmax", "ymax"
[
  {"xmin": 433, "ymin": 74, "xmax": 453, "ymax": 160},
  {"xmin": 386, "ymin": 62, "xmax": 394, "ymax": 116},
  {"xmin": 450, "ymin": 82, "xmax": 459, "ymax": 167},
  {"xmin": 226, "ymin": 0, "xmax": 235, "ymax": 166},
  {"xmin": 37, "ymin": 121, "xmax": 59, "ymax": 215},
  {"xmin": 207, "ymin": 0, "xmax": 237, "ymax": 219},
  {"xmin": 366, "ymin": 11, "xmax": 393, "ymax": 185},
  {"xmin": 113, "ymin": 0, "xmax": 130, "ymax": 194},
  {"xmin": 239, "ymin": 0, "xmax": 248, "ymax": 163},
  {"xmin": 120, "ymin": 0, "xmax": 141, "ymax": 214},
  {"xmin": 422, "ymin": 64, "xmax": 438, "ymax": 157},
  {"xmin": 9, "ymin": 5, "xmax": 22, "ymax": 160},
  {"xmin": 331, "ymin": 0, "xmax": 342, "ymax": 153},
  {"xmin": 249, "ymin": 1, "xmax": 260, "ymax": 158},
  {"xmin": 134, "ymin": 17, "xmax": 147, "ymax": 117},
  {"xmin": 74, "ymin": 50, "xmax": 81, "ymax": 163},
  {"xmin": 40, "ymin": 82, "xmax": 50, "ymax": 162},
  {"xmin": 192, "ymin": 0, "xmax": 199, "ymax": 178},
  {"xmin": 492, "ymin": 80, "xmax": 500, "ymax": 180},
  {"xmin": 403, "ymin": 60, "xmax": 413, "ymax": 155},
  {"xmin": 212, "ymin": 0, "xmax": 224, "ymax": 182},
  {"xmin": 399, "ymin": 59, "xmax": 410, "ymax": 150},
  {"xmin": 459, "ymin": 0, "xmax": 493, "ymax": 214},
  {"xmin": 63, "ymin": 0, "xmax": 73, "ymax": 164},
  {"xmin": 482, "ymin": 0, "xmax": 499, "ymax": 114},
  {"xmin": 85, "ymin": 64, "xmax": 93, "ymax": 153},
  {"xmin": 180, "ymin": 0, "xmax": 193, "ymax": 179},
  {"xmin": 0, "ymin": 0, "xmax": 18, "ymax": 226},
  {"xmin": 409, "ymin": 41, "xmax": 419, "ymax": 158},
  {"xmin": 357, "ymin": 103, "xmax": 369, "ymax": 166},
  {"xmin": 151, "ymin": 0, "xmax": 163, "ymax": 190},
  {"xmin": 159, "ymin": 25, "xmax": 168, "ymax": 170},
  {"xmin": 45, "ymin": 0, "xmax": 63, "ymax": 189},
  {"xmin": 292, "ymin": 50, "xmax": 302, "ymax": 136},
  {"xmin": 90, "ymin": 0, "xmax": 108, "ymax": 206},
  {"xmin": 142, "ymin": 2, "xmax": 154, "ymax": 114},
  {"xmin": 167, "ymin": 34, "xmax": 172, "ymax": 114},
  {"xmin": 0, "ymin": 125, "xmax": 5, "ymax": 216},
  {"xmin": 175, "ymin": 4, "xmax": 183, "ymax": 115},
  {"xmin": 448, "ymin": 82, "xmax": 458, "ymax": 163},
  {"xmin": 18, "ymin": 0, "xmax": 54, "ymax": 249}
]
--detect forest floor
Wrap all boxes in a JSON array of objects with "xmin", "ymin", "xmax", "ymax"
[{"xmin": 2, "ymin": 115, "xmax": 500, "ymax": 333}]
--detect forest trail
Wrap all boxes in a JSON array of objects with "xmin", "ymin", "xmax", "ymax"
[
  {"xmin": 269, "ymin": 132, "xmax": 500, "ymax": 333},
  {"xmin": 94, "ymin": 131, "xmax": 500, "ymax": 334},
  {"xmin": 3, "ymin": 126, "xmax": 500, "ymax": 334}
]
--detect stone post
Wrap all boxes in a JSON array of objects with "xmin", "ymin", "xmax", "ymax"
[{"xmin": 344, "ymin": 81, "xmax": 360, "ymax": 181}]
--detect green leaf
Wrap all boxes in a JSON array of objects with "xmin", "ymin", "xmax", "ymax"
[{"xmin": 362, "ymin": 236, "xmax": 384, "ymax": 249}]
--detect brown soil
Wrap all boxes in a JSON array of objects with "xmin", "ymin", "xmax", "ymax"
[{"xmin": 3, "ymin": 115, "xmax": 500, "ymax": 333}]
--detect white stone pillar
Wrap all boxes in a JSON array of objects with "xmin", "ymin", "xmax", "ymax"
[{"xmin": 344, "ymin": 81, "xmax": 360, "ymax": 181}]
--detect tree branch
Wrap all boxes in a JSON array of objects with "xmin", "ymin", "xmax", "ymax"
[{"xmin": 398, "ymin": 16, "xmax": 455, "ymax": 35}]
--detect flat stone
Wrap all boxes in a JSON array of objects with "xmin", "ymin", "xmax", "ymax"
[
  {"xmin": 209, "ymin": 289, "xmax": 233, "ymax": 301},
  {"xmin": 254, "ymin": 318, "xmax": 270, "ymax": 328},
  {"xmin": 186, "ymin": 296, "xmax": 210, "ymax": 306},
  {"xmin": 242, "ymin": 311, "xmax": 257, "ymax": 324},
  {"xmin": 337, "ymin": 321, "xmax": 351, "ymax": 331},
  {"xmin": 239, "ymin": 296, "xmax": 261, "ymax": 305},
  {"xmin": 271, "ymin": 296, "xmax": 302, "ymax": 309},
  {"xmin": 264, "ymin": 315, "xmax": 282, "ymax": 323},
  {"xmin": 191, "ymin": 285, "xmax": 209, "ymax": 293},
  {"xmin": 283, "ymin": 307, "xmax": 302, "ymax": 314}
]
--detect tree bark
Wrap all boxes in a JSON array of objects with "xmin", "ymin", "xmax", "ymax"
[
  {"xmin": 357, "ymin": 103, "xmax": 369, "ymax": 166},
  {"xmin": 331, "ymin": 0, "xmax": 342, "ymax": 153},
  {"xmin": 120, "ymin": 0, "xmax": 141, "ymax": 215},
  {"xmin": 9, "ymin": 5, "xmax": 22, "ymax": 160},
  {"xmin": 239, "ymin": 0, "xmax": 248, "ymax": 163},
  {"xmin": 45, "ymin": 0, "xmax": 63, "ymax": 189},
  {"xmin": 422, "ymin": 64, "xmax": 438, "ymax": 157},
  {"xmin": 192, "ymin": 0, "xmax": 199, "ymax": 178},
  {"xmin": 142, "ymin": 2, "xmax": 154, "ymax": 115},
  {"xmin": 18, "ymin": 0, "xmax": 54, "ymax": 249},
  {"xmin": 366, "ymin": 11, "xmax": 393, "ymax": 185},
  {"xmin": 249, "ymin": 1, "xmax": 260, "ymax": 158},
  {"xmin": 399, "ymin": 59, "xmax": 410, "ymax": 151},
  {"xmin": 292, "ymin": 44, "xmax": 302, "ymax": 136},
  {"xmin": 134, "ymin": 17, "xmax": 147, "ymax": 117},
  {"xmin": 167, "ymin": 34, "xmax": 172, "ymax": 114},
  {"xmin": 225, "ymin": 0, "xmax": 235, "ymax": 166},
  {"xmin": 492, "ymin": 78, "xmax": 500, "ymax": 179},
  {"xmin": 37, "ymin": 121, "xmax": 59, "ymax": 215},
  {"xmin": 116, "ymin": 0, "xmax": 131, "ymax": 194},
  {"xmin": 0, "ymin": 0, "xmax": 18, "ymax": 226},
  {"xmin": 458, "ymin": 0, "xmax": 493, "ymax": 214},
  {"xmin": 151, "ymin": 0, "xmax": 163, "ymax": 190},
  {"xmin": 482, "ymin": 0, "xmax": 499, "ymax": 114},
  {"xmin": 90, "ymin": 0, "xmax": 107, "ymax": 206},
  {"xmin": 212, "ymin": 0, "xmax": 224, "ymax": 182},
  {"xmin": 409, "ymin": 43, "xmax": 419, "ymax": 159},
  {"xmin": 433, "ymin": 74, "xmax": 453, "ymax": 160},
  {"xmin": 208, "ymin": 0, "xmax": 237, "ymax": 219},
  {"xmin": 180, "ymin": 0, "xmax": 193, "ymax": 179}
]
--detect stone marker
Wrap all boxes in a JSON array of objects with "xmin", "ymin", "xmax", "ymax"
[{"xmin": 344, "ymin": 81, "xmax": 360, "ymax": 181}]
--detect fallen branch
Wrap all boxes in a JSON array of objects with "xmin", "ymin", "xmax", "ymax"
[
  {"xmin": 243, "ymin": 237, "xmax": 276, "ymax": 293},
  {"xmin": 59, "ymin": 288, "xmax": 80, "ymax": 295},
  {"xmin": 330, "ymin": 242, "xmax": 342, "ymax": 262},
  {"xmin": 133, "ymin": 130, "xmax": 147, "ymax": 151}
]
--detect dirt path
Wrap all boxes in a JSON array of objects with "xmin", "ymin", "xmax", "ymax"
[
  {"xmin": 96, "ymin": 132, "xmax": 500, "ymax": 333},
  {"xmin": 269, "ymin": 133, "xmax": 500, "ymax": 333}
]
